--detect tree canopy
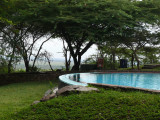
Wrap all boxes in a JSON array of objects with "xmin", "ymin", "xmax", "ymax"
[{"xmin": 0, "ymin": 0, "xmax": 160, "ymax": 71}]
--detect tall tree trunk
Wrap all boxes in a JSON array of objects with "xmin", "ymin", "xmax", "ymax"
[
  {"xmin": 71, "ymin": 54, "xmax": 82, "ymax": 71},
  {"xmin": 71, "ymin": 55, "xmax": 79, "ymax": 71},
  {"xmin": 63, "ymin": 31, "xmax": 94, "ymax": 71}
]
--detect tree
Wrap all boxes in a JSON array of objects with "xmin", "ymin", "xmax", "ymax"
[
  {"xmin": 0, "ymin": 31, "xmax": 22, "ymax": 73},
  {"xmin": 40, "ymin": 50, "xmax": 54, "ymax": 71},
  {"xmin": 1, "ymin": 22, "xmax": 54, "ymax": 72},
  {"xmin": 62, "ymin": 40, "xmax": 71, "ymax": 71},
  {"xmin": 0, "ymin": 0, "xmax": 13, "ymax": 24},
  {"xmin": 13, "ymin": 0, "xmax": 160, "ymax": 71},
  {"xmin": 141, "ymin": 47, "xmax": 160, "ymax": 64},
  {"xmin": 97, "ymin": 39, "xmax": 122, "ymax": 69},
  {"xmin": 121, "ymin": 28, "xmax": 158, "ymax": 69}
]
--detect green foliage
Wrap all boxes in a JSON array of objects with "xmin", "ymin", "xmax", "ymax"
[
  {"xmin": 14, "ymin": 69, "xmax": 26, "ymax": 73},
  {"xmin": 13, "ymin": 0, "xmax": 160, "ymax": 70},
  {"xmin": 83, "ymin": 55, "xmax": 97, "ymax": 64},
  {"xmin": 0, "ymin": 0, "xmax": 160, "ymax": 71},
  {"xmin": 9, "ymin": 88, "xmax": 160, "ymax": 120},
  {"xmin": 141, "ymin": 47, "xmax": 160, "ymax": 64},
  {"xmin": 103, "ymin": 58, "xmax": 119, "ymax": 70},
  {"xmin": 0, "ymin": 57, "xmax": 8, "ymax": 74},
  {"xmin": 0, "ymin": 53, "xmax": 13, "ymax": 74},
  {"xmin": 0, "ymin": 0, "xmax": 16, "ymax": 25},
  {"xmin": 0, "ymin": 66, "xmax": 8, "ymax": 74},
  {"xmin": 49, "ymin": 81, "xmax": 54, "ymax": 89},
  {"xmin": 29, "ymin": 66, "xmax": 40, "ymax": 72}
]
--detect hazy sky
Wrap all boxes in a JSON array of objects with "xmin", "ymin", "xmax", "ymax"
[{"xmin": 42, "ymin": 38, "xmax": 98, "ymax": 61}]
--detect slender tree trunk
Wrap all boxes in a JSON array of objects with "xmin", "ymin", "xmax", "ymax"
[
  {"xmin": 24, "ymin": 60, "xmax": 29, "ymax": 72},
  {"xmin": 131, "ymin": 53, "xmax": 134, "ymax": 69},
  {"xmin": 134, "ymin": 52, "xmax": 140, "ymax": 70},
  {"xmin": 112, "ymin": 52, "xmax": 116, "ymax": 70},
  {"xmin": 8, "ymin": 47, "xmax": 15, "ymax": 73},
  {"xmin": 65, "ymin": 61, "xmax": 69, "ymax": 71},
  {"xmin": 32, "ymin": 36, "xmax": 52, "ymax": 68},
  {"xmin": 64, "ymin": 47, "xmax": 71, "ymax": 71},
  {"xmin": 65, "ymin": 54, "xmax": 71, "ymax": 71},
  {"xmin": 22, "ymin": 54, "xmax": 30, "ymax": 72},
  {"xmin": 46, "ymin": 56, "xmax": 54, "ymax": 71}
]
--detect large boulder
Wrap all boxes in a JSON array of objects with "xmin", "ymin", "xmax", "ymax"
[
  {"xmin": 32, "ymin": 85, "xmax": 99, "ymax": 105},
  {"xmin": 56, "ymin": 85, "xmax": 99, "ymax": 96}
]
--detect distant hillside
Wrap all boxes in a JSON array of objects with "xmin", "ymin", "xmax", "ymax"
[{"xmin": 15, "ymin": 60, "xmax": 73, "ymax": 70}]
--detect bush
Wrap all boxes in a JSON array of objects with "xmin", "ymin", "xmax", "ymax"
[{"xmin": 29, "ymin": 66, "xmax": 41, "ymax": 72}]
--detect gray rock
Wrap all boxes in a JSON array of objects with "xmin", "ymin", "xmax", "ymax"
[
  {"xmin": 44, "ymin": 89, "xmax": 52, "ymax": 96},
  {"xmin": 49, "ymin": 93, "xmax": 57, "ymax": 99},
  {"xmin": 39, "ymin": 85, "xmax": 98, "ymax": 103},
  {"xmin": 31, "ymin": 100, "xmax": 40, "ymax": 106},
  {"xmin": 40, "ymin": 93, "xmax": 56, "ymax": 102},
  {"xmin": 53, "ymin": 87, "xmax": 58, "ymax": 94},
  {"xmin": 56, "ymin": 85, "xmax": 99, "ymax": 96},
  {"xmin": 40, "ymin": 87, "xmax": 58, "ymax": 102},
  {"xmin": 40, "ymin": 95, "xmax": 50, "ymax": 102}
]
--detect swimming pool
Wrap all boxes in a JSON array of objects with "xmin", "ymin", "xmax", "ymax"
[{"xmin": 59, "ymin": 72, "xmax": 160, "ymax": 90}]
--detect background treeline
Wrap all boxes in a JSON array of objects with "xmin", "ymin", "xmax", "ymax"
[{"xmin": 0, "ymin": 0, "xmax": 160, "ymax": 73}]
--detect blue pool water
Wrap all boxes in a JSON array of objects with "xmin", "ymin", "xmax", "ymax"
[{"xmin": 70, "ymin": 73, "xmax": 160, "ymax": 90}]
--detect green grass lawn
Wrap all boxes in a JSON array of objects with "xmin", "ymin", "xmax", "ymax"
[
  {"xmin": 0, "ymin": 80, "xmax": 58, "ymax": 119},
  {"xmin": 9, "ymin": 88, "xmax": 160, "ymax": 120}
]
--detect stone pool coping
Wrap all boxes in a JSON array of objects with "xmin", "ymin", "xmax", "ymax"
[
  {"xmin": 59, "ymin": 72, "xmax": 160, "ymax": 93},
  {"xmin": 91, "ymin": 70, "xmax": 160, "ymax": 73},
  {"xmin": 89, "ymin": 83, "xmax": 160, "ymax": 94}
]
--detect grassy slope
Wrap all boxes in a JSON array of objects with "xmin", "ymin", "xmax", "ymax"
[
  {"xmin": 0, "ymin": 80, "xmax": 58, "ymax": 119},
  {"xmin": 11, "ymin": 88, "xmax": 160, "ymax": 120}
]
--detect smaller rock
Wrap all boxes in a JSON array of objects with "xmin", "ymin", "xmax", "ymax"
[
  {"xmin": 40, "ymin": 93, "xmax": 57, "ymax": 102},
  {"xmin": 31, "ymin": 100, "xmax": 40, "ymax": 106},
  {"xmin": 49, "ymin": 93, "xmax": 57, "ymax": 99},
  {"xmin": 53, "ymin": 87, "xmax": 58, "ymax": 94},
  {"xmin": 40, "ymin": 87, "xmax": 58, "ymax": 102},
  {"xmin": 40, "ymin": 95, "xmax": 50, "ymax": 102},
  {"xmin": 44, "ymin": 89, "xmax": 52, "ymax": 97}
]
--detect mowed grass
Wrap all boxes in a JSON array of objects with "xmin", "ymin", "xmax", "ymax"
[
  {"xmin": 0, "ymin": 80, "xmax": 58, "ymax": 119},
  {"xmin": 11, "ymin": 88, "xmax": 160, "ymax": 120}
]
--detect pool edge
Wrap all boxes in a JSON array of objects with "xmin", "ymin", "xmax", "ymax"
[
  {"xmin": 59, "ymin": 73, "xmax": 88, "ymax": 89},
  {"xmin": 89, "ymin": 83, "xmax": 160, "ymax": 93}
]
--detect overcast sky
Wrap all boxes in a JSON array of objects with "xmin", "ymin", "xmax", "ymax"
[{"xmin": 42, "ymin": 38, "xmax": 98, "ymax": 61}]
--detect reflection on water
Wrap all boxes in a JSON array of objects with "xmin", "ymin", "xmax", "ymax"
[
  {"xmin": 69, "ymin": 73, "xmax": 160, "ymax": 90},
  {"xmin": 69, "ymin": 74, "xmax": 80, "ymax": 82}
]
